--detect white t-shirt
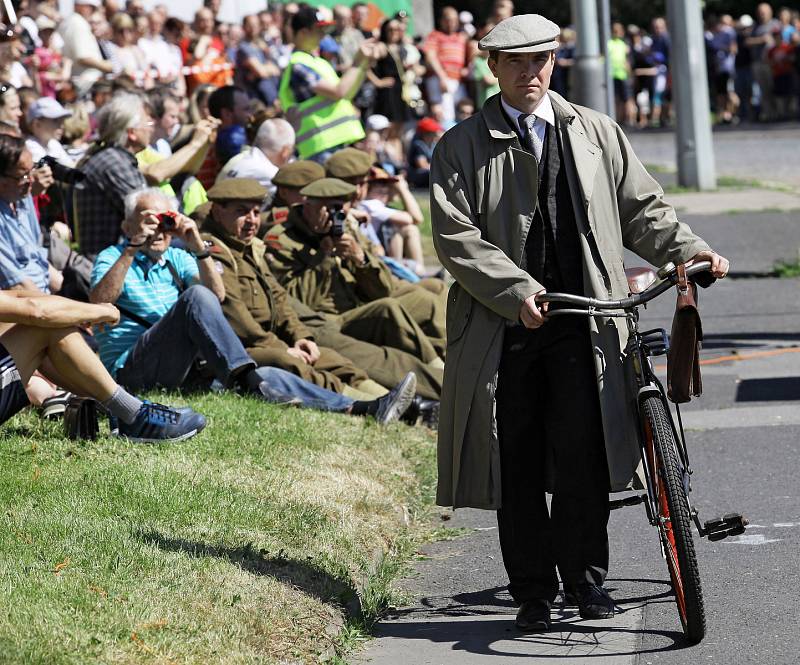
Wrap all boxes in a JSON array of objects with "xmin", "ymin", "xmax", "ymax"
[
  {"xmin": 58, "ymin": 13, "xmax": 104, "ymax": 90},
  {"xmin": 25, "ymin": 137, "xmax": 76, "ymax": 168},
  {"xmin": 216, "ymin": 146, "xmax": 279, "ymax": 194},
  {"xmin": 358, "ymin": 198, "xmax": 395, "ymax": 231}
]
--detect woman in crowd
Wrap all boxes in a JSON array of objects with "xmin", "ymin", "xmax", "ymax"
[{"xmin": 0, "ymin": 82, "xmax": 22, "ymax": 132}]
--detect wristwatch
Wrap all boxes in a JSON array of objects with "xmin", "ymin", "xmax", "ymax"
[{"xmin": 193, "ymin": 249, "xmax": 211, "ymax": 260}]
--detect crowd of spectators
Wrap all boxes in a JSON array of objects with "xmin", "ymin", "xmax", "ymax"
[{"xmin": 0, "ymin": 0, "xmax": 798, "ymax": 438}]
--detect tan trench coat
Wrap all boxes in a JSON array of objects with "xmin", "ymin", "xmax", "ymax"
[{"xmin": 431, "ymin": 91, "xmax": 711, "ymax": 510}]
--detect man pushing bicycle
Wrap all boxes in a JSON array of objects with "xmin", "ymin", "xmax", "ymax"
[{"xmin": 430, "ymin": 13, "xmax": 729, "ymax": 632}]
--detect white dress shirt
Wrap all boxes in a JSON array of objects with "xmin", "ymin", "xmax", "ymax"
[{"xmin": 500, "ymin": 93, "xmax": 555, "ymax": 147}]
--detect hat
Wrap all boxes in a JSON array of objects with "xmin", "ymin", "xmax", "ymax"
[
  {"xmin": 367, "ymin": 166, "xmax": 398, "ymax": 183},
  {"xmin": 417, "ymin": 117, "xmax": 443, "ymax": 133},
  {"xmin": 319, "ymin": 35, "xmax": 340, "ymax": 54},
  {"xmin": 35, "ymin": 15, "xmax": 57, "ymax": 31},
  {"xmin": 27, "ymin": 97, "xmax": 72, "ymax": 122},
  {"xmin": 300, "ymin": 177, "xmax": 357, "ymax": 199},
  {"xmin": 478, "ymin": 14, "xmax": 560, "ymax": 53},
  {"xmin": 365, "ymin": 114, "xmax": 390, "ymax": 131},
  {"xmin": 291, "ymin": 5, "xmax": 335, "ymax": 34},
  {"xmin": 74, "ymin": 0, "xmax": 102, "ymax": 7},
  {"xmin": 738, "ymin": 14, "xmax": 754, "ymax": 28},
  {"xmin": 272, "ymin": 160, "xmax": 325, "ymax": 188},
  {"xmin": 325, "ymin": 147, "xmax": 373, "ymax": 179},
  {"xmin": 207, "ymin": 178, "xmax": 268, "ymax": 202}
]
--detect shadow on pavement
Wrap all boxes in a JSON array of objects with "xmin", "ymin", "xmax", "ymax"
[
  {"xmin": 736, "ymin": 377, "xmax": 800, "ymax": 401},
  {"xmin": 372, "ymin": 615, "xmax": 691, "ymax": 659}
]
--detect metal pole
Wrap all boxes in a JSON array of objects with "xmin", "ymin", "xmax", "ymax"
[
  {"xmin": 597, "ymin": 0, "xmax": 614, "ymax": 118},
  {"xmin": 571, "ymin": 0, "xmax": 605, "ymax": 112},
  {"xmin": 666, "ymin": 0, "xmax": 716, "ymax": 189}
]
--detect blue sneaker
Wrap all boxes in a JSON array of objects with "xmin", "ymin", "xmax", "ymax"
[{"xmin": 116, "ymin": 402, "xmax": 206, "ymax": 443}]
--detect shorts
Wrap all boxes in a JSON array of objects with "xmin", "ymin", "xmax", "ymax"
[
  {"xmin": 613, "ymin": 78, "xmax": 632, "ymax": 102},
  {"xmin": 714, "ymin": 72, "xmax": 731, "ymax": 96},
  {"xmin": 0, "ymin": 343, "xmax": 29, "ymax": 426}
]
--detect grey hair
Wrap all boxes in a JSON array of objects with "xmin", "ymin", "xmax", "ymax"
[
  {"xmin": 123, "ymin": 187, "xmax": 179, "ymax": 221},
  {"xmin": 254, "ymin": 118, "xmax": 295, "ymax": 154},
  {"xmin": 96, "ymin": 93, "xmax": 145, "ymax": 147}
]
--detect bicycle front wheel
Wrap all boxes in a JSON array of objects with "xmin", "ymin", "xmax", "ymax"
[{"xmin": 642, "ymin": 395, "xmax": 706, "ymax": 643}]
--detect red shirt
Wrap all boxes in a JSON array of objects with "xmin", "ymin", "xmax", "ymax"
[{"xmin": 424, "ymin": 30, "xmax": 467, "ymax": 81}]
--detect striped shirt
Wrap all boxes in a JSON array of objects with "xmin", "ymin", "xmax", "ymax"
[
  {"xmin": 423, "ymin": 30, "xmax": 467, "ymax": 81},
  {"xmin": 91, "ymin": 245, "xmax": 199, "ymax": 375}
]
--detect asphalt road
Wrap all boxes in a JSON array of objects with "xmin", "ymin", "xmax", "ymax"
[
  {"xmin": 627, "ymin": 123, "xmax": 800, "ymax": 188},
  {"xmin": 357, "ymin": 206, "xmax": 800, "ymax": 664}
]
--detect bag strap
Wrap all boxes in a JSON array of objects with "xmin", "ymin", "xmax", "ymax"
[
  {"xmin": 116, "ymin": 305, "xmax": 154, "ymax": 330},
  {"xmin": 165, "ymin": 260, "xmax": 186, "ymax": 293},
  {"xmin": 676, "ymin": 263, "xmax": 689, "ymax": 294}
]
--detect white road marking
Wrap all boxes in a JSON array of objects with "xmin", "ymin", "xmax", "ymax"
[
  {"xmin": 723, "ymin": 534, "xmax": 781, "ymax": 545},
  {"xmin": 773, "ymin": 522, "xmax": 800, "ymax": 528}
]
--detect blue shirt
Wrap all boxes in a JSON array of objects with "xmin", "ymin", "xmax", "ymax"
[
  {"xmin": 0, "ymin": 195, "xmax": 49, "ymax": 292},
  {"xmin": 90, "ymin": 245, "xmax": 199, "ymax": 375}
]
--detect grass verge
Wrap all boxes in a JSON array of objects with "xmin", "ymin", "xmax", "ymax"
[
  {"xmin": 774, "ymin": 258, "xmax": 800, "ymax": 277},
  {"xmin": 0, "ymin": 391, "xmax": 438, "ymax": 664}
]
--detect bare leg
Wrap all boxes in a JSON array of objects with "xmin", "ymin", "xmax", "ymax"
[
  {"xmin": 399, "ymin": 224, "xmax": 426, "ymax": 274},
  {"xmin": 25, "ymin": 372, "xmax": 58, "ymax": 406},
  {"xmin": 1, "ymin": 325, "xmax": 117, "ymax": 401},
  {"xmin": 387, "ymin": 231, "xmax": 404, "ymax": 260}
]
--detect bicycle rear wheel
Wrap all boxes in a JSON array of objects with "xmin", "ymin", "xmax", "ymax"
[{"xmin": 642, "ymin": 395, "xmax": 706, "ymax": 643}]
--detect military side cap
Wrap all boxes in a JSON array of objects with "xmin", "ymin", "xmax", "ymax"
[
  {"xmin": 325, "ymin": 147, "xmax": 373, "ymax": 179},
  {"xmin": 300, "ymin": 177, "xmax": 357, "ymax": 199},
  {"xmin": 206, "ymin": 178, "xmax": 268, "ymax": 202},
  {"xmin": 272, "ymin": 160, "xmax": 325, "ymax": 188},
  {"xmin": 478, "ymin": 14, "xmax": 560, "ymax": 53}
]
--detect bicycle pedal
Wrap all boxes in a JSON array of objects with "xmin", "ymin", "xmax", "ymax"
[
  {"xmin": 609, "ymin": 494, "xmax": 647, "ymax": 511},
  {"xmin": 703, "ymin": 513, "xmax": 748, "ymax": 541}
]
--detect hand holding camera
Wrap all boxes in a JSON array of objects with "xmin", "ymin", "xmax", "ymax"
[{"xmin": 333, "ymin": 233, "xmax": 366, "ymax": 266}]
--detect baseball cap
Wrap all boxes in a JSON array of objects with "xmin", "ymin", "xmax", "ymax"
[
  {"xmin": 75, "ymin": 0, "xmax": 102, "ymax": 7},
  {"xmin": 319, "ymin": 35, "xmax": 340, "ymax": 54},
  {"xmin": 417, "ymin": 117, "xmax": 443, "ymax": 133},
  {"xmin": 367, "ymin": 166, "xmax": 398, "ymax": 183},
  {"xmin": 366, "ymin": 114, "xmax": 390, "ymax": 132},
  {"xmin": 291, "ymin": 4, "xmax": 335, "ymax": 33},
  {"xmin": 35, "ymin": 15, "xmax": 57, "ymax": 32},
  {"xmin": 27, "ymin": 97, "xmax": 73, "ymax": 122}
]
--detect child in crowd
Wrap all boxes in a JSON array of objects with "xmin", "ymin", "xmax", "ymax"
[{"xmin": 358, "ymin": 167, "xmax": 427, "ymax": 276}]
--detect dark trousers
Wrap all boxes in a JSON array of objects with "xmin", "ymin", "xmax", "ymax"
[{"xmin": 496, "ymin": 318, "xmax": 610, "ymax": 604}]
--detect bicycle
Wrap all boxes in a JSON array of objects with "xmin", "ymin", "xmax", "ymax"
[{"xmin": 536, "ymin": 260, "xmax": 747, "ymax": 644}]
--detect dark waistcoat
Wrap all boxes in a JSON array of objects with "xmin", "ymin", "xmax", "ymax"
[{"xmin": 522, "ymin": 121, "xmax": 584, "ymax": 296}]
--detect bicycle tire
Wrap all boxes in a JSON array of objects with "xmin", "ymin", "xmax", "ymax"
[{"xmin": 642, "ymin": 395, "xmax": 706, "ymax": 643}]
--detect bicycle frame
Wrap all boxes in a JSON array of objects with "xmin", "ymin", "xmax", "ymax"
[{"xmin": 538, "ymin": 261, "xmax": 746, "ymax": 541}]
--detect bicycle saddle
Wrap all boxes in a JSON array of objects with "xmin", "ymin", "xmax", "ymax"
[{"xmin": 625, "ymin": 267, "xmax": 657, "ymax": 294}]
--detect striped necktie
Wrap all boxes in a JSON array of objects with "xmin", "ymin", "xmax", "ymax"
[{"xmin": 518, "ymin": 113, "xmax": 543, "ymax": 162}]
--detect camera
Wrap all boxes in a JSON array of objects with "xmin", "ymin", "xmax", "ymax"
[
  {"xmin": 156, "ymin": 211, "xmax": 178, "ymax": 231},
  {"xmin": 327, "ymin": 205, "xmax": 347, "ymax": 238},
  {"xmin": 35, "ymin": 155, "xmax": 86, "ymax": 185}
]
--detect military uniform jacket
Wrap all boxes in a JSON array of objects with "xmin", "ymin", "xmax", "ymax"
[
  {"xmin": 201, "ymin": 216, "xmax": 313, "ymax": 350},
  {"xmin": 266, "ymin": 207, "xmax": 394, "ymax": 315},
  {"xmin": 431, "ymin": 91, "xmax": 711, "ymax": 510}
]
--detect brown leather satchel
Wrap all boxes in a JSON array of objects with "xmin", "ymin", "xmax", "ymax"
[{"xmin": 667, "ymin": 264, "xmax": 703, "ymax": 403}]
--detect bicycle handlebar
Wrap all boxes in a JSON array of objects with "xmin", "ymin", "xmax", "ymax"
[{"xmin": 535, "ymin": 261, "xmax": 713, "ymax": 314}]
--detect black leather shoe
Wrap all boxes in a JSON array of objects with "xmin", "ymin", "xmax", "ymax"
[
  {"xmin": 515, "ymin": 599, "xmax": 552, "ymax": 632},
  {"xmin": 400, "ymin": 396, "xmax": 439, "ymax": 428},
  {"xmin": 565, "ymin": 583, "xmax": 616, "ymax": 620}
]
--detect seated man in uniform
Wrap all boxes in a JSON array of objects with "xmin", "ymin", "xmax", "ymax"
[
  {"xmin": 258, "ymin": 159, "xmax": 325, "ymax": 238},
  {"xmin": 198, "ymin": 178, "xmax": 388, "ymax": 400},
  {"xmin": 201, "ymin": 178, "xmax": 441, "ymax": 426},
  {"xmin": 89, "ymin": 186, "xmax": 416, "ymax": 424},
  {"xmin": 266, "ymin": 177, "xmax": 444, "ymax": 368},
  {"xmin": 0, "ymin": 290, "xmax": 206, "ymax": 442}
]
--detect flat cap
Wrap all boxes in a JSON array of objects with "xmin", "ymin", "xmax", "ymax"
[
  {"xmin": 478, "ymin": 14, "xmax": 560, "ymax": 53},
  {"xmin": 300, "ymin": 177, "xmax": 357, "ymax": 199},
  {"xmin": 207, "ymin": 178, "xmax": 268, "ymax": 202},
  {"xmin": 325, "ymin": 147, "xmax": 373, "ymax": 179},
  {"xmin": 272, "ymin": 160, "xmax": 325, "ymax": 188}
]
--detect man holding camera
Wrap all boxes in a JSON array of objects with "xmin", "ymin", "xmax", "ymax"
[
  {"xmin": 0, "ymin": 134, "xmax": 63, "ymax": 294},
  {"xmin": 90, "ymin": 186, "xmax": 416, "ymax": 422},
  {"xmin": 266, "ymin": 178, "xmax": 443, "ymax": 367},
  {"xmin": 199, "ymin": 178, "xmax": 388, "ymax": 398}
]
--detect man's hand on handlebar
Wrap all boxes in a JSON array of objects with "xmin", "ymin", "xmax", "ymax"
[
  {"xmin": 520, "ymin": 289, "xmax": 548, "ymax": 329},
  {"xmin": 688, "ymin": 250, "xmax": 729, "ymax": 278}
]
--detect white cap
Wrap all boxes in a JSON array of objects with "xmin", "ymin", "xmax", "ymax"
[
  {"xmin": 75, "ymin": 0, "xmax": 102, "ymax": 7},
  {"xmin": 738, "ymin": 14, "xmax": 754, "ymax": 28},
  {"xmin": 27, "ymin": 97, "xmax": 73, "ymax": 122},
  {"xmin": 366, "ymin": 114, "xmax": 390, "ymax": 131},
  {"xmin": 459, "ymin": 11, "xmax": 474, "ymax": 25}
]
